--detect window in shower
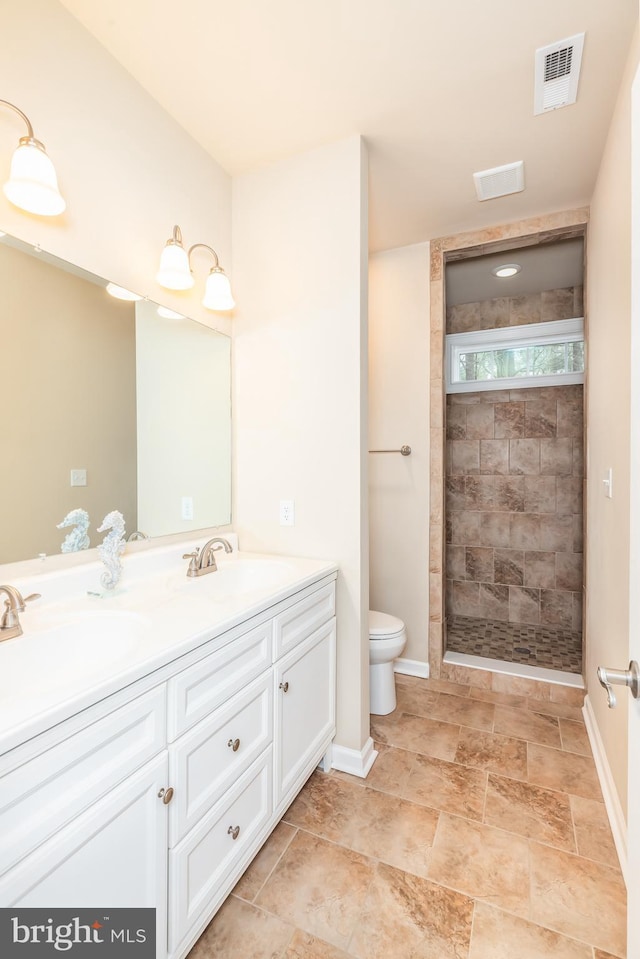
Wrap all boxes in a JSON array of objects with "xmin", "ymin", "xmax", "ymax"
[{"xmin": 446, "ymin": 317, "xmax": 584, "ymax": 393}]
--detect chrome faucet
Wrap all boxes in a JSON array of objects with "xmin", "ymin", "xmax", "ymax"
[
  {"xmin": 0, "ymin": 585, "xmax": 41, "ymax": 641},
  {"xmin": 183, "ymin": 537, "xmax": 233, "ymax": 577}
]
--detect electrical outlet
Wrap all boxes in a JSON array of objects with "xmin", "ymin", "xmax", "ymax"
[
  {"xmin": 279, "ymin": 499, "xmax": 295, "ymax": 526},
  {"xmin": 70, "ymin": 469, "xmax": 87, "ymax": 487},
  {"xmin": 181, "ymin": 496, "xmax": 194, "ymax": 520}
]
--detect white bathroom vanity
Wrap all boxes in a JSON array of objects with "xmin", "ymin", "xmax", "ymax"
[{"xmin": 0, "ymin": 538, "xmax": 337, "ymax": 959}]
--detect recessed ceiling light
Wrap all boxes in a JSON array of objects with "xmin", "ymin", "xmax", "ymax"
[
  {"xmin": 492, "ymin": 263, "xmax": 522, "ymax": 278},
  {"xmin": 106, "ymin": 282, "xmax": 142, "ymax": 301},
  {"xmin": 157, "ymin": 306, "xmax": 185, "ymax": 319}
]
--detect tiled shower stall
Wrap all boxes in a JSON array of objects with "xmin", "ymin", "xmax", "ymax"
[{"xmin": 444, "ymin": 287, "xmax": 584, "ymax": 673}]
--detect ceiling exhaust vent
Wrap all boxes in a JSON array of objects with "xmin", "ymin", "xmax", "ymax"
[
  {"xmin": 473, "ymin": 161, "xmax": 525, "ymax": 202},
  {"xmin": 534, "ymin": 33, "xmax": 585, "ymax": 115}
]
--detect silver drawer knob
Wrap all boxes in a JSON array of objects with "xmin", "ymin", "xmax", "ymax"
[
  {"xmin": 279, "ymin": 681, "xmax": 289, "ymax": 693},
  {"xmin": 227, "ymin": 737, "xmax": 241, "ymax": 752},
  {"xmin": 227, "ymin": 825, "xmax": 240, "ymax": 840}
]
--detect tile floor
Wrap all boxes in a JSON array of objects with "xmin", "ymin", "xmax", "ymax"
[
  {"xmin": 187, "ymin": 674, "xmax": 626, "ymax": 959},
  {"xmin": 447, "ymin": 615, "xmax": 583, "ymax": 673}
]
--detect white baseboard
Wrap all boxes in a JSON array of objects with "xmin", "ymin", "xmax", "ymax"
[
  {"xmin": 331, "ymin": 736, "xmax": 378, "ymax": 778},
  {"xmin": 582, "ymin": 694, "xmax": 627, "ymax": 883},
  {"xmin": 394, "ymin": 658, "xmax": 430, "ymax": 678}
]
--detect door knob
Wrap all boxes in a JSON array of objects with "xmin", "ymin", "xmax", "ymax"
[{"xmin": 597, "ymin": 661, "xmax": 640, "ymax": 709}]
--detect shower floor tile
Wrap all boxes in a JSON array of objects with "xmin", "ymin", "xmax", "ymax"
[{"xmin": 446, "ymin": 616, "xmax": 582, "ymax": 673}]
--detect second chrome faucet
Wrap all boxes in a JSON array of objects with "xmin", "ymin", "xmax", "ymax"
[{"xmin": 183, "ymin": 537, "xmax": 233, "ymax": 577}]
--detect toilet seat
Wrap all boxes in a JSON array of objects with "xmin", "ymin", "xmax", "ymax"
[{"xmin": 369, "ymin": 610, "xmax": 405, "ymax": 639}]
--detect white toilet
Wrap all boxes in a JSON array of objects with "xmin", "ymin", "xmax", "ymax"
[{"xmin": 369, "ymin": 610, "xmax": 407, "ymax": 715}]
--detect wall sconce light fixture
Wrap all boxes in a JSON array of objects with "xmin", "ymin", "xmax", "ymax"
[
  {"xmin": 156, "ymin": 225, "xmax": 235, "ymax": 311},
  {"xmin": 1, "ymin": 99, "xmax": 66, "ymax": 216}
]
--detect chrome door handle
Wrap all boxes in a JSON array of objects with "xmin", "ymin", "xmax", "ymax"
[{"xmin": 597, "ymin": 661, "xmax": 640, "ymax": 709}]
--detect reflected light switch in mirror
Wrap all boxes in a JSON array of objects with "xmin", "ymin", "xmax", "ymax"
[
  {"xmin": 70, "ymin": 469, "xmax": 87, "ymax": 487},
  {"xmin": 181, "ymin": 496, "xmax": 194, "ymax": 520}
]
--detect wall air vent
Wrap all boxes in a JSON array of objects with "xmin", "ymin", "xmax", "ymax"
[
  {"xmin": 473, "ymin": 161, "xmax": 525, "ymax": 202},
  {"xmin": 534, "ymin": 33, "xmax": 585, "ymax": 115}
]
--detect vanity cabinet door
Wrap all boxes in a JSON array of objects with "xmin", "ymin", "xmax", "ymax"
[
  {"xmin": 274, "ymin": 618, "xmax": 336, "ymax": 812},
  {"xmin": 0, "ymin": 754, "xmax": 170, "ymax": 959}
]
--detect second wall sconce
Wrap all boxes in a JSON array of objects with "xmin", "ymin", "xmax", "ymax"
[
  {"xmin": 1, "ymin": 99, "xmax": 66, "ymax": 216},
  {"xmin": 156, "ymin": 225, "xmax": 235, "ymax": 312}
]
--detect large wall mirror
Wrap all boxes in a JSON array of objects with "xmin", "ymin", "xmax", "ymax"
[{"xmin": 0, "ymin": 233, "xmax": 231, "ymax": 564}]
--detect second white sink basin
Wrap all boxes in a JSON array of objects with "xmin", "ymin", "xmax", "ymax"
[{"xmin": 168, "ymin": 558, "xmax": 299, "ymax": 599}]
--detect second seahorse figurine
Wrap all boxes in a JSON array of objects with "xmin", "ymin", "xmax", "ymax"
[{"xmin": 97, "ymin": 510, "xmax": 126, "ymax": 590}]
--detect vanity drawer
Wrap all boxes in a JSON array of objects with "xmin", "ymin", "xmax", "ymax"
[
  {"xmin": 168, "ymin": 673, "xmax": 273, "ymax": 846},
  {"xmin": 0, "ymin": 686, "xmax": 166, "ymax": 876},
  {"xmin": 167, "ymin": 621, "xmax": 272, "ymax": 741},
  {"xmin": 168, "ymin": 748, "xmax": 272, "ymax": 952},
  {"xmin": 273, "ymin": 582, "xmax": 335, "ymax": 659}
]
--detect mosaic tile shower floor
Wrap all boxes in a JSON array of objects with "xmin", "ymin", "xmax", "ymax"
[{"xmin": 446, "ymin": 615, "xmax": 582, "ymax": 673}]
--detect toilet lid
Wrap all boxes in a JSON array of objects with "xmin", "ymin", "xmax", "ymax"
[{"xmin": 369, "ymin": 609, "xmax": 405, "ymax": 637}]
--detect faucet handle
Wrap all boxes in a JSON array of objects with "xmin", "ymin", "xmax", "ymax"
[
  {"xmin": 182, "ymin": 550, "xmax": 200, "ymax": 576},
  {"xmin": 23, "ymin": 593, "xmax": 41, "ymax": 605}
]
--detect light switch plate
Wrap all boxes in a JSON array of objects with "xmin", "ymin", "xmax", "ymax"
[{"xmin": 70, "ymin": 469, "xmax": 87, "ymax": 487}]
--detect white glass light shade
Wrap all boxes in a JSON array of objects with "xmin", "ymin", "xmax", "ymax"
[
  {"xmin": 157, "ymin": 306, "xmax": 185, "ymax": 320},
  {"xmin": 106, "ymin": 283, "xmax": 142, "ymax": 302},
  {"xmin": 3, "ymin": 139, "xmax": 66, "ymax": 216},
  {"xmin": 156, "ymin": 241, "xmax": 194, "ymax": 290},
  {"xmin": 202, "ymin": 268, "xmax": 235, "ymax": 311}
]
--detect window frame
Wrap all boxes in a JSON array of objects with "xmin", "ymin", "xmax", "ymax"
[{"xmin": 445, "ymin": 317, "xmax": 585, "ymax": 394}]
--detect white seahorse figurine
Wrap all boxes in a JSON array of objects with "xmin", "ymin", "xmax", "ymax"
[
  {"xmin": 97, "ymin": 510, "xmax": 126, "ymax": 590},
  {"xmin": 57, "ymin": 508, "xmax": 91, "ymax": 553}
]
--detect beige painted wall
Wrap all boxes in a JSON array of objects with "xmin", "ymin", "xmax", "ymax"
[
  {"xmin": 586, "ymin": 27, "xmax": 640, "ymax": 820},
  {"xmin": 368, "ymin": 243, "xmax": 430, "ymax": 663},
  {"xmin": 232, "ymin": 136, "xmax": 370, "ymax": 754},
  {"xmin": 0, "ymin": 0, "xmax": 232, "ymax": 335},
  {"xmin": 0, "ymin": 242, "xmax": 136, "ymax": 563}
]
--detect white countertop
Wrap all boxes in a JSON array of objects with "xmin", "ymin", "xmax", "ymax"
[{"xmin": 0, "ymin": 538, "xmax": 337, "ymax": 757}]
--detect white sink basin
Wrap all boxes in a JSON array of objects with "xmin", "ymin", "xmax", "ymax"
[
  {"xmin": 168, "ymin": 558, "xmax": 299, "ymax": 599},
  {"xmin": 0, "ymin": 611, "xmax": 150, "ymax": 695}
]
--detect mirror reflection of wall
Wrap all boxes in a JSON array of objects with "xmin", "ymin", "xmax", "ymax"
[
  {"xmin": 0, "ymin": 235, "xmax": 231, "ymax": 565},
  {"xmin": 135, "ymin": 301, "xmax": 231, "ymax": 537},
  {"xmin": 0, "ymin": 240, "xmax": 137, "ymax": 563}
]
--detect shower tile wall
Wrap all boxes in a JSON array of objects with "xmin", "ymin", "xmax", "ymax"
[
  {"xmin": 446, "ymin": 287, "xmax": 583, "ymax": 334},
  {"xmin": 444, "ymin": 287, "xmax": 584, "ymax": 665}
]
